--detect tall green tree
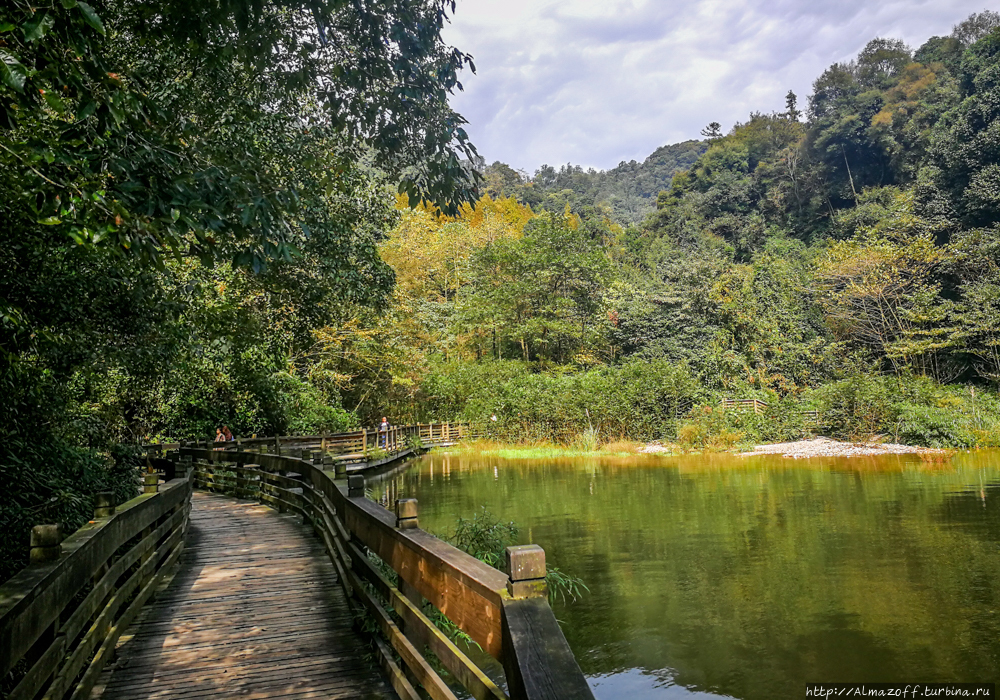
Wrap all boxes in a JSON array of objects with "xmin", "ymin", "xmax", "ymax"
[{"xmin": 461, "ymin": 214, "xmax": 613, "ymax": 365}]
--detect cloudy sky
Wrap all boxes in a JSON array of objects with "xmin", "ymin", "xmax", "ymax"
[{"xmin": 440, "ymin": 0, "xmax": 992, "ymax": 173}]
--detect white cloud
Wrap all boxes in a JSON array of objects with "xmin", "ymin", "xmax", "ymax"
[{"xmin": 441, "ymin": 0, "xmax": 992, "ymax": 172}]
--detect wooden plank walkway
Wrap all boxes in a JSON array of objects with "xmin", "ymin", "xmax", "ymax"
[{"xmin": 93, "ymin": 491, "xmax": 396, "ymax": 700}]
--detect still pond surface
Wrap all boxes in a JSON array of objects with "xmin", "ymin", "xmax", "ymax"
[{"xmin": 371, "ymin": 450, "xmax": 1000, "ymax": 699}]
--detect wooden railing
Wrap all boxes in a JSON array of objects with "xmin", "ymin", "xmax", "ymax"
[
  {"xmin": 147, "ymin": 422, "xmax": 475, "ymax": 468},
  {"xmin": 0, "ymin": 465, "xmax": 193, "ymax": 700},
  {"xmin": 800, "ymin": 409, "xmax": 819, "ymax": 424},
  {"xmin": 182, "ymin": 446, "xmax": 594, "ymax": 700},
  {"xmin": 720, "ymin": 398, "xmax": 768, "ymax": 415},
  {"xmin": 720, "ymin": 399, "xmax": 822, "ymax": 426}
]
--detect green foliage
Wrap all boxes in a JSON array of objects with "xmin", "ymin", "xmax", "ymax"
[
  {"xmin": 676, "ymin": 398, "xmax": 812, "ymax": 451},
  {"xmin": 807, "ymin": 375, "xmax": 897, "ymax": 441},
  {"xmin": 272, "ymin": 374, "xmax": 356, "ymax": 435},
  {"xmin": 446, "ymin": 358, "xmax": 705, "ymax": 444},
  {"xmin": 572, "ymin": 425, "xmax": 600, "ymax": 452},
  {"xmin": 460, "ymin": 212, "xmax": 613, "ymax": 365},
  {"xmin": 442, "ymin": 507, "xmax": 587, "ymax": 606},
  {"xmin": 448, "ymin": 507, "xmax": 518, "ymax": 569},
  {"xmin": 0, "ymin": 439, "xmax": 141, "ymax": 582},
  {"xmin": 929, "ymin": 27, "xmax": 1000, "ymax": 227},
  {"xmin": 0, "ymin": 0, "xmax": 483, "ymax": 583},
  {"xmin": 317, "ymin": 14, "xmax": 1000, "ymax": 456},
  {"xmin": 546, "ymin": 567, "xmax": 590, "ymax": 604},
  {"xmin": 804, "ymin": 375, "xmax": 1000, "ymax": 445},
  {"xmin": 405, "ymin": 433, "xmax": 424, "ymax": 451},
  {"xmin": 365, "ymin": 445, "xmax": 390, "ymax": 462}
]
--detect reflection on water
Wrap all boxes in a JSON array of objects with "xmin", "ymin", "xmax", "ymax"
[{"xmin": 370, "ymin": 451, "xmax": 1000, "ymax": 700}]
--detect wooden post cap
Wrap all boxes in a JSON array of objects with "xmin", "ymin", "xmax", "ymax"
[
  {"xmin": 143, "ymin": 472, "xmax": 160, "ymax": 493},
  {"xmin": 31, "ymin": 523, "xmax": 62, "ymax": 547},
  {"xmin": 506, "ymin": 545, "xmax": 546, "ymax": 581},
  {"xmin": 395, "ymin": 499, "xmax": 418, "ymax": 529},
  {"xmin": 334, "ymin": 462, "xmax": 347, "ymax": 477},
  {"xmin": 506, "ymin": 545, "xmax": 548, "ymax": 599},
  {"xmin": 30, "ymin": 524, "xmax": 62, "ymax": 563},
  {"xmin": 94, "ymin": 491, "xmax": 116, "ymax": 518},
  {"xmin": 347, "ymin": 474, "xmax": 365, "ymax": 495}
]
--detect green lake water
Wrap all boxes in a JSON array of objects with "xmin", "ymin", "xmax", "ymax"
[{"xmin": 369, "ymin": 450, "xmax": 1000, "ymax": 699}]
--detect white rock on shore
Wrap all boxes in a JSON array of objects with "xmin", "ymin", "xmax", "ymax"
[
  {"xmin": 738, "ymin": 436, "xmax": 948, "ymax": 459},
  {"xmin": 639, "ymin": 442, "xmax": 674, "ymax": 454}
]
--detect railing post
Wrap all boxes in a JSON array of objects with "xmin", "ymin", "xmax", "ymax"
[
  {"xmin": 143, "ymin": 472, "xmax": 159, "ymax": 494},
  {"xmin": 91, "ymin": 492, "xmax": 113, "ymax": 585},
  {"xmin": 505, "ymin": 545, "xmax": 547, "ymax": 599},
  {"xmin": 362, "ymin": 429, "xmax": 368, "ymax": 455},
  {"xmin": 393, "ymin": 498, "xmax": 428, "ymax": 652},
  {"xmin": 94, "ymin": 492, "xmax": 116, "ymax": 518},
  {"xmin": 30, "ymin": 524, "xmax": 62, "ymax": 564},
  {"xmin": 500, "ymin": 544, "xmax": 595, "ymax": 700},
  {"xmin": 335, "ymin": 460, "xmax": 347, "ymax": 478},
  {"xmin": 395, "ymin": 499, "xmax": 418, "ymax": 530},
  {"xmin": 348, "ymin": 474, "xmax": 365, "ymax": 497}
]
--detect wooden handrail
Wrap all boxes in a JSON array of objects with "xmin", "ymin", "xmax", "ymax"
[
  {"xmin": 143, "ymin": 422, "xmax": 478, "ymax": 458},
  {"xmin": 720, "ymin": 398, "xmax": 768, "ymax": 415},
  {"xmin": 0, "ymin": 463, "xmax": 193, "ymax": 700},
  {"xmin": 182, "ymin": 447, "xmax": 594, "ymax": 700}
]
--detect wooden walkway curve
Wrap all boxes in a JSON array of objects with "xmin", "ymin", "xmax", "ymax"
[{"xmin": 93, "ymin": 491, "xmax": 396, "ymax": 700}]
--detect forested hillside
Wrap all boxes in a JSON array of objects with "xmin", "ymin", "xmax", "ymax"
[
  {"xmin": 340, "ymin": 11, "xmax": 1000, "ymax": 449},
  {"xmin": 480, "ymin": 139, "xmax": 706, "ymax": 224}
]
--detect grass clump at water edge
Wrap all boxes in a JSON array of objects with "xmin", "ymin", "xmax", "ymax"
[{"xmin": 441, "ymin": 437, "xmax": 655, "ymax": 459}]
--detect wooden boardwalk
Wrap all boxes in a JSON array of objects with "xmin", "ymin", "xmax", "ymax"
[{"xmin": 93, "ymin": 491, "xmax": 396, "ymax": 700}]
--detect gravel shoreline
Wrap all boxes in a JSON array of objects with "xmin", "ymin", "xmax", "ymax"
[{"xmin": 737, "ymin": 436, "xmax": 948, "ymax": 459}]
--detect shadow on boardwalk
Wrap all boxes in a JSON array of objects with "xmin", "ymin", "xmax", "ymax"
[{"xmin": 94, "ymin": 491, "xmax": 395, "ymax": 700}]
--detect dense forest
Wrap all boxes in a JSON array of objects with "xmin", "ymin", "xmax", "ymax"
[{"xmin": 3, "ymin": 2, "xmax": 1000, "ymax": 575}]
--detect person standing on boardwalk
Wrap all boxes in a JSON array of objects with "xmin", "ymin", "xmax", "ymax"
[
  {"xmin": 379, "ymin": 417, "xmax": 390, "ymax": 449},
  {"xmin": 222, "ymin": 426, "xmax": 234, "ymax": 442}
]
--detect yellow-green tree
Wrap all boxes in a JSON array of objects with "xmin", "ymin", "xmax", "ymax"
[{"xmin": 814, "ymin": 188, "xmax": 957, "ymax": 378}]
